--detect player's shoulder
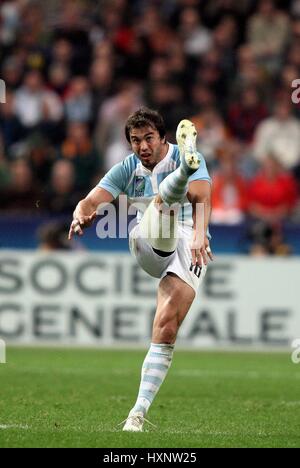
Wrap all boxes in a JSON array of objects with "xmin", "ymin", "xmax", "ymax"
[
  {"xmin": 169, "ymin": 144, "xmax": 180, "ymax": 168},
  {"xmin": 121, "ymin": 152, "xmax": 139, "ymax": 173},
  {"xmin": 171, "ymin": 144, "xmax": 180, "ymax": 160}
]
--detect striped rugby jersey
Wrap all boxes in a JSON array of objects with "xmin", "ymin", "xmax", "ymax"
[{"xmin": 98, "ymin": 143, "xmax": 211, "ymax": 226}]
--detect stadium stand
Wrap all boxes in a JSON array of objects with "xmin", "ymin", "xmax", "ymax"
[{"xmin": 1, "ymin": 0, "xmax": 300, "ymax": 255}]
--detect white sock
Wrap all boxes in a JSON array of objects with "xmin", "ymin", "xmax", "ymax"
[
  {"xmin": 159, "ymin": 166, "xmax": 189, "ymax": 205},
  {"xmin": 130, "ymin": 343, "xmax": 174, "ymax": 416}
]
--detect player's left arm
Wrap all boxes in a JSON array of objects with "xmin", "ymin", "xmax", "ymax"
[{"xmin": 187, "ymin": 179, "xmax": 213, "ymax": 266}]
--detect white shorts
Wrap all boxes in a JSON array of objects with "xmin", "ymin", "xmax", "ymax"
[{"xmin": 129, "ymin": 223, "xmax": 207, "ymax": 293}]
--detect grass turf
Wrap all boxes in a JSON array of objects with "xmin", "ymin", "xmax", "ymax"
[{"xmin": 0, "ymin": 347, "xmax": 299, "ymax": 448}]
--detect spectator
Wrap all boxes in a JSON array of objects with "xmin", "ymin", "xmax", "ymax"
[
  {"xmin": 287, "ymin": 42, "xmax": 300, "ymax": 70},
  {"xmin": 167, "ymin": 41, "xmax": 189, "ymax": 86},
  {"xmin": 57, "ymin": 121, "xmax": 100, "ymax": 190},
  {"xmin": 0, "ymin": 0, "xmax": 22, "ymax": 46},
  {"xmin": 89, "ymin": 58, "xmax": 114, "ymax": 118},
  {"xmin": 230, "ymin": 44, "xmax": 268, "ymax": 100},
  {"xmin": 211, "ymin": 153, "xmax": 248, "ymax": 224},
  {"xmin": 247, "ymin": 0, "xmax": 290, "ymax": 71},
  {"xmin": 0, "ymin": 159, "xmax": 42, "ymax": 213},
  {"xmin": 248, "ymin": 154, "xmax": 298, "ymax": 224},
  {"xmin": 45, "ymin": 160, "xmax": 82, "ymax": 214},
  {"xmin": 48, "ymin": 63, "xmax": 71, "ymax": 98},
  {"xmin": 14, "ymin": 69, "xmax": 63, "ymax": 130},
  {"xmin": 50, "ymin": 38, "xmax": 74, "ymax": 73},
  {"xmin": 96, "ymin": 81, "xmax": 143, "ymax": 171},
  {"xmin": 147, "ymin": 80, "xmax": 188, "ymax": 137},
  {"xmin": 191, "ymin": 107, "xmax": 230, "ymax": 164},
  {"xmin": 64, "ymin": 76, "xmax": 93, "ymax": 124},
  {"xmin": 1, "ymin": 57, "xmax": 24, "ymax": 90},
  {"xmin": 26, "ymin": 133, "xmax": 56, "ymax": 184},
  {"xmin": 147, "ymin": 57, "xmax": 170, "ymax": 82},
  {"xmin": 37, "ymin": 221, "xmax": 71, "ymax": 251},
  {"xmin": 137, "ymin": 4, "xmax": 175, "ymax": 56},
  {"xmin": 0, "ymin": 90, "xmax": 25, "ymax": 152},
  {"xmin": 213, "ymin": 15, "xmax": 238, "ymax": 54},
  {"xmin": 253, "ymin": 100, "xmax": 300, "ymax": 170},
  {"xmin": 179, "ymin": 7, "xmax": 212, "ymax": 57},
  {"xmin": 190, "ymin": 82, "xmax": 216, "ymax": 114},
  {"xmin": 248, "ymin": 222, "xmax": 292, "ymax": 256},
  {"xmin": 227, "ymin": 86, "xmax": 268, "ymax": 143}
]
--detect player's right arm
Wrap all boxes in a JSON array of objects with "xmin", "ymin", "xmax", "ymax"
[
  {"xmin": 69, "ymin": 158, "xmax": 132, "ymax": 240},
  {"xmin": 68, "ymin": 187, "xmax": 114, "ymax": 239}
]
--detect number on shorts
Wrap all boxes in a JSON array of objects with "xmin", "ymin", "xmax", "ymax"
[{"xmin": 189, "ymin": 263, "xmax": 202, "ymax": 278}]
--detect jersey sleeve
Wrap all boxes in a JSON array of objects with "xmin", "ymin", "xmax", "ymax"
[
  {"xmin": 188, "ymin": 152, "xmax": 212, "ymax": 184},
  {"xmin": 97, "ymin": 161, "xmax": 129, "ymax": 199}
]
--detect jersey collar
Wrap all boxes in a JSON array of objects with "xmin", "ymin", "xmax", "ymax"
[{"xmin": 136, "ymin": 143, "xmax": 174, "ymax": 175}]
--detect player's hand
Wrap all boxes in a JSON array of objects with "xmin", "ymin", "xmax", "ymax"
[
  {"xmin": 190, "ymin": 233, "xmax": 213, "ymax": 267},
  {"xmin": 68, "ymin": 212, "xmax": 97, "ymax": 240}
]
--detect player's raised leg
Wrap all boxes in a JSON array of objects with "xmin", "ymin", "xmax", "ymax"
[
  {"xmin": 139, "ymin": 119, "xmax": 200, "ymax": 254},
  {"xmin": 158, "ymin": 119, "xmax": 200, "ymax": 205}
]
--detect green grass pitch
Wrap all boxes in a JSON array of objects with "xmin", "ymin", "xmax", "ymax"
[{"xmin": 0, "ymin": 347, "xmax": 299, "ymax": 448}]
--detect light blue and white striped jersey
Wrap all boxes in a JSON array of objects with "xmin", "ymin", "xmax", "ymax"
[{"xmin": 98, "ymin": 143, "xmax": 211, "ymax": 226}]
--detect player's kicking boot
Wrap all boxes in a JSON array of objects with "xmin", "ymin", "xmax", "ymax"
[
  {"xmin": 176, "ymin": 119, "xmax": 200, "ymax": 173},
  {"xmin": 122, "ymin": 411, "xmax": 144, "ymax": 432}
]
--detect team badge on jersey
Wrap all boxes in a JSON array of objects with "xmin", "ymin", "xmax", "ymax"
[{"xmin": 134, "ymin": 176, "xmax": 146, "ymax": 197}]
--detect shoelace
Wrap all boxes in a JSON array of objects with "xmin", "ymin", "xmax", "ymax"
[{"xmin": 117, "ymin": 414, "xmax": 157, "ymax": 429}]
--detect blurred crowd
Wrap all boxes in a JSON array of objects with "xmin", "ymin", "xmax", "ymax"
[{"xmin": 1, "ymin": 0, "xmax": 300, "ymax": 254}]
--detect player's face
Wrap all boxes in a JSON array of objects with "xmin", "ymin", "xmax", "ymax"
[{"xmin": 129, "ymin": 126, "xmax": 166, "ymax": 169}]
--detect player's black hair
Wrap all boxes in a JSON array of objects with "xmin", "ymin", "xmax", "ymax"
[{"xmin": 125, "ymin": 107, "xmax": 166, "ymax": 143}]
